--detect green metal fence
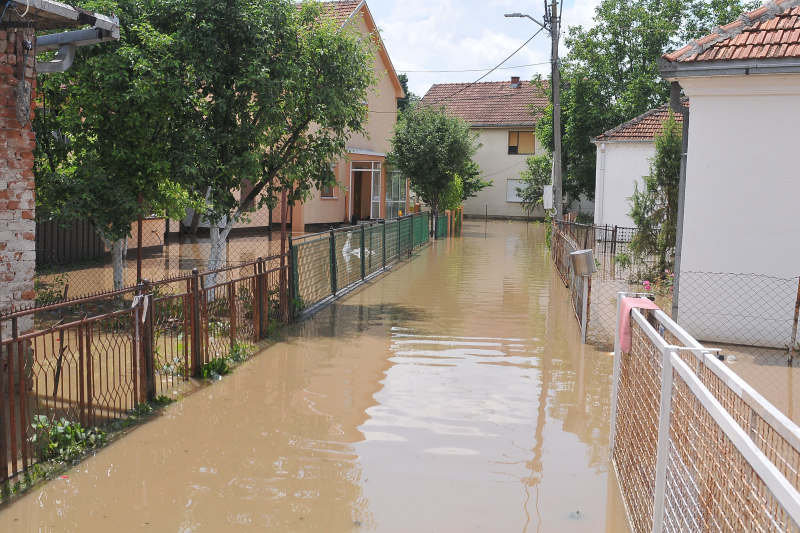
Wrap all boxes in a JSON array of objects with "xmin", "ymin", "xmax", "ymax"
[
  {"xmin": 436, "ymin": 214, "xmax": 448, "ymax": 239},
  {"xmin": 290, "ymin": 212, "xmax": 430, "ymax": 317}
]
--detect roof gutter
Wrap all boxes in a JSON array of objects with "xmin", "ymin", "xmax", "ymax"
[
  {"xmin": 658, "ymin": 56, "xmax": 800, "ymax": 79},
  {"xmin": 37, "ymin": 19, "xmax": 120, "ymax": 73}
]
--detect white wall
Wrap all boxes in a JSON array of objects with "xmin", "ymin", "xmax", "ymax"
[
  {"xmin": 462, "ymin": 128, "xmax": 545, "ymax": 218},
  {"xmin": 593, "ymin": 141, "xmax": 654, "ymax": 228},
  {"xmin": 675, "ymin": 74, "xmax": 800, "ymax": 346}
]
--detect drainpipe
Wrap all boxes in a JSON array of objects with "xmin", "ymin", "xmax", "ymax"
[
  {"xmin": 669, "ymin": 82, "xmax": 689, "ymax": 321},
  {"xmin": 596, "ymin": 142, "xmax": 606, "ymax": 225}
]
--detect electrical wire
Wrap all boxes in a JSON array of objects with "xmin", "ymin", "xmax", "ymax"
[
  {"xmin": 399, "ymin": 61, "xmax": 551, "ymax": 74},
  {"xmin": 424, "ymin": 28, "xmax": 545, "ymax": 106}
]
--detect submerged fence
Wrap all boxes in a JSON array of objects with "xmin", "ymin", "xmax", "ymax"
[
  {"xmin": 0, "ymin": 254, "xmax": 288, "ymax": 484},
  {"xmin": 289, "ymin": 212, "xmax": 430, "ymax": 317},
  {"xmin": 611, "ymin": 293, "xmax": 800, "ymax": 532}
]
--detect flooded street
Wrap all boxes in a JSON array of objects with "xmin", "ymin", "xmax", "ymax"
[{"xmin": 0, "ymin": 221, "xmax": 629, "ymax": 532}]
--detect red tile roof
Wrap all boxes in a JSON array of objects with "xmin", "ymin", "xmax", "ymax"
[
  {"xmin": 592, "ymin": 101, "xmax": 687, "ymax": 142},
  {"xmin": 664, "ymin": 0, "xmax": 800, "ymax": 63},
  {"xmin": 320, "ymin": 0, "xmax": 363, "ymax": 25},
  {"xmin": 421, "ymin": 80, "xmax": 548, "ymax": 127}
]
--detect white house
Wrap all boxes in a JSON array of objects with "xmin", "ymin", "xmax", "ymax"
[
  {"xmin": 591, "ymin": 102, "xmax": 685, "ymax": 229},
  {"xmin": 422, "ymin": 78, "xmax": 549, "ymax": 219},
  {"xmin": 659, "ymin": 0, "xmax": 800, "ymax": 346}
]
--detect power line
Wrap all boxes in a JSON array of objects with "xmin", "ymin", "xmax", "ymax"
[
  {"xmin": 424, "ymin": 28, "xmax": 545, "ymax": 106},
  {"xmin": 398, "ymin": 62, "xmax": 551, "ymax": 74}
]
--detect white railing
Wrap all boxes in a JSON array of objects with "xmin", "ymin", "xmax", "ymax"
[{"xmin": 611, "ymin": 292, "xmax": 800, "ymax": 533}]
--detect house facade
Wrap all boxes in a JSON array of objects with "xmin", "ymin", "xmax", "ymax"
[
  {"xmin": 422, "ymin": 78, "xmax": 549, "ymax": 219},
  {"xmin": 291, "ymin": 0, "xmax": 407, "ymax": 230},
  {"xmin": 659, "ymin": 0, "xmax": 800, "ymax": 346},
  {"xmin": 592, "ymin": 102, "xmax": 685, "ymax": 228}
]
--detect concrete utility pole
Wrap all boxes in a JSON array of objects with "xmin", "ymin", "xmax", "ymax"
[
  {"xmin": 549, "ymin": 0, "xmax": 563, "ymax": 221},
  {"xmin": 505, "ymin": 0, "xmax": 563, "ymax": 220}
]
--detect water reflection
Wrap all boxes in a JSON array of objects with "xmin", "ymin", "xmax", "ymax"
[{"xmin": 0, "ymin": 221, "xmax": 628, "ymax": 532}]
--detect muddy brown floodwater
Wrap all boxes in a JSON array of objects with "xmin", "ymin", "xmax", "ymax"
[{"xmin": 0, "ymin": 221, "xmax": 631, "ymax": 532}]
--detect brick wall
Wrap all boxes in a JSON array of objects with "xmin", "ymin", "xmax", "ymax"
[{"xmin": 0, "ymin": 29, "xmax": 36, "ymax": 336}]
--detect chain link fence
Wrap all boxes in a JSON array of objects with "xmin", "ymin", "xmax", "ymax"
[
  {"xmin": 612, "ymin": 299, "xmax": 800, "ymax": 532},
  {"xmin": 290, "ymin": 213, "xmax": 430, "ymax": 317}
]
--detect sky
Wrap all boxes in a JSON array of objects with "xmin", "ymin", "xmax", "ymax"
[{"xmin": 364, "ymin": 0, "xmax": 604, "ymax": 97}]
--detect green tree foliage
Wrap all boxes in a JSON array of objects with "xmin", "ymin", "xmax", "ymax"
[
  {"xmin": 396, "ymin": 73, "xmax": 419, "ymax": 114},
  {"xmin": 388, "ymin": 106, "xmax": 481, "ymax": 219},
  {"xmin": 152, "ymin": 0, "xmax": 378, "ymax": 273},
  {"xmin": 536, "ymin": 0, "xmax": 758, "ymax": 204},
  {"xmin": 628, "ymin": 112, "xmax": 681, "ymax": 275},
  {"xmin": 459, "ymin": 160, "xmax": 491, "ymax": 202},
  {"xmin": 35, "ymin": 0, "xmax": 199, "ymax": 289},
  {"xmin": 516, "ymin": 154, "xmax": 552, "ymax": 216}
]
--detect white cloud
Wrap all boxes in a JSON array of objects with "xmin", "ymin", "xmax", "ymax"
[{"xmin": 367, "ymin": 0, "xmax": 602, "ymax": 96}]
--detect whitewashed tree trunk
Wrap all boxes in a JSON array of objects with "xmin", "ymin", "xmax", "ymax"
[
  {"xmin": 206, "ymin": 221, "xmax": 234, "ymax": 290},
  {"xmin": 101, "ymin": 237, "xmax": 127, "ymax": 291}
]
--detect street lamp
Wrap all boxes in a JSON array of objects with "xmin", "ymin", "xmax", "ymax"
[{"xmin": 505, "ymin": 3, "xmax": 563, "ymax": 221}]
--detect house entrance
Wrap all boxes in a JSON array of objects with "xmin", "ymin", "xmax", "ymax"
[{"xmin": 351, "ymin": 161, "xmax": 381, "ymax": 221}]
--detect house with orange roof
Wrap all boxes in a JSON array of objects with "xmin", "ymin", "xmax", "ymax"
[
  {"xmin": 659, "ymin": 0, "xmax": 800, "ymax": 345},
  {"xmin": 591, "ymin": 102, "xmax": 686, "ymax": 228},
  {"xmin": 291, "ymin": 0, "xmax": 407, "ymax": 230},
  {"xmin": 422, "ymin": 78, "xmax": 550, "ymax": 219}
]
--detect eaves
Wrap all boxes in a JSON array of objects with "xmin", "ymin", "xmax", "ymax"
[{"xmin": 659, "ymin": 56, "xmax": 800, "ymax": 80}]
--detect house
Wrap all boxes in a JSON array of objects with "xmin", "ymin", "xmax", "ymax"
[
  {"xmin": 422, "ymin": 78, "xmax": 549, "ymax": 219},
  {"xmin": 659, "ymin": 0, "xmax": 800, "ymax": 346},
  {"xmin": 591, "ymin": 102, "xmax": 686, "ymax": 229},
  {"xmin": 0, "ymin": 1, "xmax": 118, "ymax": 331},
  {"xmin": 291, "ymin": 0, "xmax": 407, "ymax": 230}
]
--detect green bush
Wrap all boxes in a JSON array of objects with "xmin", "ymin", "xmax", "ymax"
[
  {"xmin": 30, "ymin": 415, "xmax": 106, "ymax": 462},
  {"xmin": 201, "ymin": 357, "xmax": 231, "ymax": 379}
]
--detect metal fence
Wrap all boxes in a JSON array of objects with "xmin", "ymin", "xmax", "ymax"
[
  {"xmin": 611, "ymin": 294, "xmax": 800, "ymax": 532},
  {"xmin": 289, "ymin": 212, "xmax": 430, "ymax": 317},
  {"xmin": 0, "ymin": 254, "xmax": 288, "ymax": 484}
]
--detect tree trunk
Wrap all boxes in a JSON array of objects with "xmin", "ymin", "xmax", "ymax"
[
  {"xmin": 101, "ymin": 237, "xmax": 127, "ymax": 291},
  {"xmin": 206, "ymin": 221, "xmax": 234, "ymax": 289}
]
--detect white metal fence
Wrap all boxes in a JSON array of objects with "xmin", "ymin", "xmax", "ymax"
[{"xmin": 611, "ymin": 292, "xmax": 800, "ymax": 532}]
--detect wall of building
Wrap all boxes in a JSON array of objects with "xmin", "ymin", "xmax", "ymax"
[
  {"xmin": 462, "ymin": 128, "xmax": 545, "ymax": 219},
  {"xmin": 0, "ymin": 29, "xmax": 36, "ymax": 334},
  {"xmin": 593, "ymin": 141, "xmax": 654, "ymax": 228},
  {"xmin": 675, "ymin": 73, "xmax": 800, "ymax": 346}
]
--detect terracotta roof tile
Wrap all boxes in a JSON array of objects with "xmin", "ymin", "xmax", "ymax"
[
  {"xmin": 420, "ymin": 80, "xmax": 548, "ymax": 127},
  {"xmin": 319, "ymin": 0, "xmax": 363, "ymax": 24},
  {"xmin": 592, "ymin": 101, "xmax": 687, "ymax": 142},
  {"xmin": 664, "ymin": 1, "xmax": 800, "ymax": 63}
]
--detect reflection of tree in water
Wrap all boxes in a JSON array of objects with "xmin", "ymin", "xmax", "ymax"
[{"xmin": 297, "ymin": 303, "xmax": 428, "ymax": 340}]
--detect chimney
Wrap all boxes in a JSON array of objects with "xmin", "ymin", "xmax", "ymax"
[{"xmin": 510, "ymin": 76, "xmax": 521, "ymax": 88}]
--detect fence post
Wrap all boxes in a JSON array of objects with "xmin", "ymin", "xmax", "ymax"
[
  {"xmin": 408, "ymin": 215, "xmax": 413, "ymax": 256},
  {"xmin": 611, "ymin": 225, "xmax": 618, "ymax": 259},
  {"xmin": 790, "ymin": 277, "xmax": 800, "ymax": 363},
  {"xmin": 0, "ymin": 325, "xmax": 7, "ymax": 483},
  {"xmin": 610, "ymin": 292, "xmax": 625, "ymax": 453},
  {"xmin": 228, "ymin": 281, "xmax": 237, "ymax": 351},
  {"xmin": 140, "ymin": 279, "xmax": 155, "ymax": 402},
  {"xmin": 190, "ymin": 268, "xmax": 202, "ymax": 375},
  {"xmin": 288, "ymin": 239, "xmax": 298, "ymax": 323},
  {"xmin": 652, "ymin": 346, "xmax": 677, "ymax": 533},
  {"xmin": 360, "ymin": 224, "xmax": 366, "ymax": 280},
  {"xmin": 580, "ymin": 275, "xmax": 589, "ymax": 343},
  {"xmin": 329, "ymin": 229, "xmax": 338, "ymax": 295},
  {"xmin": 254, "ymin": 258, "xmax": 263, "ymax": 342},
  {"xmin": 382, "ymin": 220, "xmax": 386, "ymax": 268}
]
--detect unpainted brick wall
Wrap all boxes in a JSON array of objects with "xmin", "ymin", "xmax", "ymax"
[{"xmin": 0, "ymin": 29, "xmax": 36, "ymax": 336}]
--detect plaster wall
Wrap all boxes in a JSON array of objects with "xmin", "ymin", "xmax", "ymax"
[
  {"xmin": 593, "ymin": 141, "xmax": 654, "ymax": 228},
  {"xmin": 674, "ymin": 74, "xmax": 800, "ymax": 346},
  {"xmin": 462, "ymin": 128, "xmax": 545, "ymax": 219}
]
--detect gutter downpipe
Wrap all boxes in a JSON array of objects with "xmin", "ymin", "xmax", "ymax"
[{"xmin": 669, "ymin": 81, "xmax": 689, "ymax": 322}]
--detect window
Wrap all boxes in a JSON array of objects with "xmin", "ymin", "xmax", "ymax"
[
  {"xmin": 508, "ymin": 131, "xmax": 535, "ymax": 155},
  {"xmin": 386, "ymin": 169, "xmax": 407, "ymax": 219},
  {"xmin": 321, "ymin": 184, "xmax": 335, "ymax": 198}
]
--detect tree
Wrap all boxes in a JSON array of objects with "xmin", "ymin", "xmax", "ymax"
[
  {"xmin": 536, "ymin": 0, "xmax": 758, "ymax": 208},
  {"xmin": 516, "ymin": 154, "xmax": 552, "ymax": 216},
  {"xmin": 628, "ymin": 111, "xmax": 681, "ymax": 276},
  {"xmin": 157, "ymin": 0, "xmax": 378, "ymax": 277},
  {"xmin": 459, "ymin": 160, "xmax": 492, "ymax": 202},
  {"xmin": 35, "ymin": 0, "xmax": 198, "ymax": 290},
  {"xmin": 396, "ymin": 73, "xmax": 419, "ymax": 114},
  {"xmin": 388, "ymin": 106, "xmax": 480, "ymax": 222}
]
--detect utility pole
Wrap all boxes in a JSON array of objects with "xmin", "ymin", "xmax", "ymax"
[
  {"xmin": 505, "ymin": 1, "xmax": 563, "ymax": 220},
  {"xmin": 549, "ymin": 0, "xmax": 563, "ymax": 221}
]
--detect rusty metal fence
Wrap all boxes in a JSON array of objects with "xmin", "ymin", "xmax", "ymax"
[
  {"xmin": 611, "ymin": 294, "xmax": 800, "ymax": 532},
  {"xmin": 1, "ymin": 254, "xmax": 288, "ymax": 484},
  {"xmin": 290, "ymin": 213, "xmax": 430, "ymax": 317}
]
